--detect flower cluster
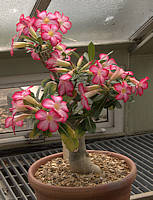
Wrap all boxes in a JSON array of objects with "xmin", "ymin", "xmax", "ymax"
[{"xmin": 6, "ymin": 10, "xmax": 149, "ymax": 150}]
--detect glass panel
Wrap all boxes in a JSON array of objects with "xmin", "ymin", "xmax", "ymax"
[
  {"xmin": 0, "ymin": 0, "xmax": 36, "ymax": 51},
  {"xmin": 47, "ymin": 0, "xmax": 153, "ymax": 46},
  {"xmin": 0, "ymin": 87, "xmax": 33, "ymax": 134}
]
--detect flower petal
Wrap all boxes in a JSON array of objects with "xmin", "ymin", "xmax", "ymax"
[{"xmin": 35, "ymin": 110, "xmax": 47, "ymax": 120}]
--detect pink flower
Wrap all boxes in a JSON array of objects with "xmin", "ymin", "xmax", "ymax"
[
  {"xmin": 10, "ymin": 34, "xmax": 17, "ymax": 56},
  {"xmin": 42, "ymin": 95, "xmax": 69, "ymax": 122},
  {"xmin": 78, "ymin": 83, "xmax": 90, "ymax": 110},
  {"xmin": 89, "ymin": 61, "xmax": 109, "ymax": 85},
  {"xmin": 54, "ymin": 11, "xmax": 72, "ymax": 34},
  {"xmin": 31, "ymin": 49, "xmax": 40, "ymax": 60},
  {"xmin": 41, "ymin": 24, "xmax": 62, "ymax": 46},
  {"xmin": 16, "ymin": 14, "xmax": 36, "ymax": 37},
  {"xmin": 136, "ymin": 77, "xmax": 149, "ymax": 96},
  {"xmin": 35, "ymin": 109, "xmax": 61, "ymax": 132},
  {"xmin": 58, "ymin": 74, "xmax": 74, "ymax": 96},
  {"xmin": 12, "ymin": 86, "xmax": 32, "ymax": 101},
  {"xmin": 35, "ymin": 10, "xmax": 58, "ymax": 28},
  {"xmin": 5, "ymin": 114, "xmax": 31, "ymax": 134},
  {"xmin": 99, "ymin": 53, "xmax": 117, "ymax": 70},
  {"xmin": 121, "ymin": 71, "xmax": 134, "ymax": 79},
  {"xmin": 114, "ymin": 81, "xmax": 131, "ymax": 102},
  {"xmin": 5, "ymin": 116, "xmax": 23, "ymax": 134}
]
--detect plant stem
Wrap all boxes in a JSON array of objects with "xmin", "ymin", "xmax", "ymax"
[{"xmin": 63, "ymin": 135, "xmax": 101, "ymax": 174}]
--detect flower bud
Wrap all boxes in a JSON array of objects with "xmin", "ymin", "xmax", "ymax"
[
  {"xmin": 85, "ymin": 89, "xmax": 100, "ymax": 98},
  {"xmin": 13, "ymin": 42, "xmax": 27, "ymax": 49},
  {"xmin": 24, "ymin": 95, "xmax": 40, "ymax": 107},
  {"xmin": 77, "ymin": 56, "xmax": 83, "ymax": 67},
  {"xmin": 14, "ymin": 114, "xmax": 31, "ymax": 122},
  {"xmin": 85, "ymin": 85, "xmax": 100, "ymax": 92},
  {"xmin": 57, "ymin": 60, "xmax": 71, "ymax": 67},
  {"xmin": 29, "ymin": 26, "xmax": 38, "ymax": 39}
]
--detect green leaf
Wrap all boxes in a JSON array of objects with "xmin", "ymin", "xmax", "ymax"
[
  {"xmin": 58, "ymin": 123, "xmax": 79, "ymax": 152},
  {"xmin": 84, "ymin": 117, "xmax": 96, "ymax": 133},
  {"xmin": 83, "ymin": 52, "xmax": 89, "ymax": 62},
  {"xmin": 91, "ymin": 93, "xmax": 109, "ymax": 120},
  {"xmin": 21, "ymin": 35, "xmax": 38, "ymax": 44},
  {"xmin": 88, "ymin": 41, "xmax": 95, "ymax": 61}
]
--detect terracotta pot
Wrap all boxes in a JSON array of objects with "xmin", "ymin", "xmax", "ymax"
[{"xmin": 28, "ymin": 150, "xmax": 137, "ymax": 200}]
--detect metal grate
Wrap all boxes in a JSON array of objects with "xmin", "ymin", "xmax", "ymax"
[{"xmin": 0, "ymin": 133, "xmax": 153, "ymax": 200}]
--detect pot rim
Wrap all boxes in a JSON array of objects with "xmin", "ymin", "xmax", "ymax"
[{"xmin": 28, "ymin": 150, "xmax": 137, "ymax": 192}]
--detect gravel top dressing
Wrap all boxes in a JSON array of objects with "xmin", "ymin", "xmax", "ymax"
[{"xmin": 35, "ymin": 152, "xmax": 130, "ymax": 187}]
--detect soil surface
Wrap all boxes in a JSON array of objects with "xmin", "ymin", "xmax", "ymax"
[{"xmin": 35, "ymin": 152, "xmax": 130, "ymax": 187}]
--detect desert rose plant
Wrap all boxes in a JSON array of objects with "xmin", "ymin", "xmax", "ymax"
[{"xmin": 5, "ymin": 10, "xmax": 149, "ymax": 174}]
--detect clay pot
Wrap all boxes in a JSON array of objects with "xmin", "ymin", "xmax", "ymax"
[{"xmin": 28, "ymin": 150, "xmax": 137, "ymax": 200}]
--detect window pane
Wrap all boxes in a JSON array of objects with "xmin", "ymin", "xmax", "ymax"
[
  {"xmin": 0, "ymin": 0, "xmax": 36, "ymax": 51},
  {"xmin": 48, "ymin": 0, "xmax": 153, "ymax": 46}
]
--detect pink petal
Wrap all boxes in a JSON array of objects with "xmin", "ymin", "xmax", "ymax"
[
  {"xmin": 38, "ymin": 10, "xmax": 47, "ymax": 19},
  {"xmin": 49, "ymin": 120, "xmax": 58, "ymax": 132},
  {"xmin": 48, "ymin": 13, "xmax": 57, "ymax": 20},
  {"xmin": 51, "ymin": 95, "xmax": 63, "ymax": 102},
  {"xmin": 102, "ymin": 69, "xmax": 109, "ymax": 77},
  {"xmin": 137, "ymin": 87, "xmax": 143, "ymax": 96},
  {"xmin": 37, "ymin": 120, "xmax": 49, "ymax": 131},
  {"xmin": 78, "ymin": 83, "xmax": 85, "ymax": 95},
  {"xmin": 60, "ymin": 74, "xmax": 72, "ymax": 81},
  {"xmin": 41, "ymin": 32, "xmax": 50, "ymax": 40},
  {"xmin": 50, "ymin": 36, "xmax": 58, "ymax": 46},
  {"xmin": 34, "ymin": 19, "xmax": 43, "ymax": 28},
  {"xmin": 5, "ymin": 117, "xmax": 13, "ymax": 128},
  {"xmin": 51, "ymin": 24, "xmax": 59, "ymax": 32},
  {"xmin": 58, "ymin": 81, "xmax": 65, "ymax": 96},
  {"xmin": 116, "ymin": 93, "xmax": 124, "ymax": 100},
  {"xmin": 35, "ymin": 110, "xmax": 47, "ymax": 120},
  {"xmin": 63, "ymin": 21, "xmax": 72, "ymax": 29},
  {"xmin": 60, "ymin": 101, "xmax": 69, "ymax": 112},
  {"xmin": 89, "ymin": 65, "xmax": 98, "ymax": 74},
  {"xmin": 99, "ymin": 53, "xmax": 109, "ymax": 61},
  {"xmin": 42, "ymin": 99, "xmax": 54, "ymax": 109},
  {"xmin": 58, "ymin": 110, "xmax": 68, "ymax": 122},
  {"xmin": 92, "ymin": 75, "xmax": 100, "ymax": 84},
  {"xmin": 41, "ymin": 24, "xmax": 50, "ymax": 32},
  {"xmin": 49, "ymin": 109, "xmax": 62, "ymax": 122},
  {"xmin": 15, "ymin": 120, "xmax": 23, "ymax": 127},
  {"xmin": 81, "ymin": 96, "xmax": 90, "ymax": 110},
  {"xmin": 123, "ymin": 94, "xmax": 129, "ymax": 102},
  {"xmin": 114, "ymin": 83, "xmax": 122, "ymax": 92},
  {"xmin": 107, "ymin": 58, "xmax": 117, "ymax": 65},
  {"xmin": 60, "ymin": 26, "xmax": 68, "ymax": 34}
]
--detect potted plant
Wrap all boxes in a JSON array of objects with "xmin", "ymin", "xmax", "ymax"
[{"xmin": 5, "ymin": 10, "xmax": 149, "ymax": 200}]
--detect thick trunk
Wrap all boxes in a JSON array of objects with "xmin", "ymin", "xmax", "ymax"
[{"xmin": 62, "ymin": 136, "xmax": 101, "ymax": 174}]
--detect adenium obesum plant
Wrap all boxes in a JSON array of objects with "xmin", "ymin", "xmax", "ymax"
[{"xmin": 6, "ymin": 10, "xmax": 149, "ymax": 174}]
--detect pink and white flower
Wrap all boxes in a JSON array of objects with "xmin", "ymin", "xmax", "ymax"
[
  {"xmin": 136, "ymin": 77, "xmax": 149, "ymax": 96},
  {"xmin": 89, "ymin": 61, "xmax": 109, "ymax": 85},
  {"xmin": 35, "ymin": 109, "xmax": 61, "ymax": 132},
  {"xmin": 5, "ymin": 114, "xmax": 31, "ymax": 134},
  {"xmin": 41, "ymin": 24, "xmax": 62, "ymax": 46},
  {"xmin": 31, "ymin": 49, "xmax": 40, "ymax": 60},
  {"xmin": 16, "ymin": 14, "xmax": 36, "ymax": 37},
  {"xmin": 12, "ymin": 86, "xmax": 32, "ymax": 101},
  {"xmin": 42, "ymin": 95, "xmax": 69, "ymax": 122},
  {"xmin": 35, "ymin": 10, "xmax": 58, "ymax": 28},
  {"xmin": 58, "ymin": 74, "xmax": 74, "ymax": 97},
  {"xmin": 54, "ymin": 11, "xmax": 72, "ymax": 34},
  {"xmin": 78, "ymin": 83, "xmax": 90, "ymax": 110},
  {"xmin": 99, "ymin": 53, "xmax": 117, "ymax": 70},
  {"xmin": 114, "ymin": 81, "xmax": 131, "ymax": 102}
]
